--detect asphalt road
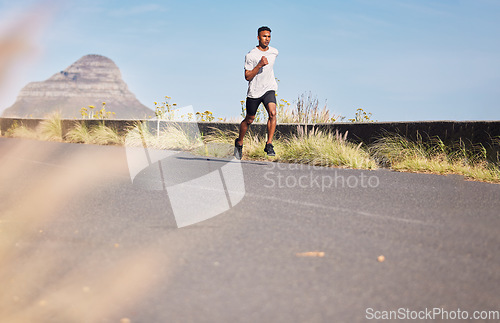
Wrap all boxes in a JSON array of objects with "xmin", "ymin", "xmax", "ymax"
[{"xmin": 0, "ymin": 137, "xmax": 499, "ymax": 322}]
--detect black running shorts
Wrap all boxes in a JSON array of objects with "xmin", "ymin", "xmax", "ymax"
[{"xmin": 246, "ymin": 90, "xmax": 276, "ymax": 116}]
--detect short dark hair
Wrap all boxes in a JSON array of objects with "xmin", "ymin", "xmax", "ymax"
[{"xmin": 258, "ymin": 26, "xmax": 271, "ymax": 35}]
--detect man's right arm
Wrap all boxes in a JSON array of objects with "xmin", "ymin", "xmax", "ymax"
[{"xmin": 244, "ymin": 56, "xmax": 268, "ymax": 81}]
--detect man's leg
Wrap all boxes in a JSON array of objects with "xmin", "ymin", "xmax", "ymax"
[
  {"xmin": 265, "ymin": 102, "xmax": 277, "ymax": 144},
  {"xmin": 237, "ymin": 115, "xmax": 255, "ymax": 146},
  {"xmin": 237, "ymin": 97, "xmax": 259, "ymax": 145}
]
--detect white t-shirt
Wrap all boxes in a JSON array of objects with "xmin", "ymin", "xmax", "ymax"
[{"xmin": 244, "ymin": 46, "xmax": 279, "ymax": 98}]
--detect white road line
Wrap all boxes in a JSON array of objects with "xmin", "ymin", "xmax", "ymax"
[{"xmin": 247, "ymin": 193, "xmax": 433, "ymax": 226}]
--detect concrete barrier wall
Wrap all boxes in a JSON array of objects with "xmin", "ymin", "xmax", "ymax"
[{"xmin": 2, "ymin": 117, "xmax": 499, "ymax": 148}]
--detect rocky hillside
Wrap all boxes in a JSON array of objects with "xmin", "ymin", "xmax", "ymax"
[{"xmin": 2, "ymin": 54, "xmax": 153, "ymax": 119}]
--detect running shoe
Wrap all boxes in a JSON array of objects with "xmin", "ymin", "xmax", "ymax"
[
  {"xmin": 234, "ymin": 138, "xmax": 243, "ymax": 160},
  {"xmin": 264, "ymin": 143, "xmax": 275, "ymax": 156}
]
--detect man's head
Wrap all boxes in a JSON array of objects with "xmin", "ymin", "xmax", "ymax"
[
  {"xmin": 257, "ymin": 26, "xmax": 271, "ymax": 49},
  {"xmin": 258, "ymin": 26, "xmax": 271, "ymax": 35}
]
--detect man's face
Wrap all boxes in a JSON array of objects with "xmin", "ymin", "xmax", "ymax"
[{"xmin": 258, "ymin": 31, "xmax": 271, "ymax": 48}]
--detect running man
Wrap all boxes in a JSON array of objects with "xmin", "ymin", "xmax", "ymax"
[{"xmin": 235, "ymin": 26, "xmax": 278, "ymax": 159}]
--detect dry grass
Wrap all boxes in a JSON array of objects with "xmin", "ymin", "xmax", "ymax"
[
  {"xmin": 125, "ymin": 121, "xmax": 203, "ymax": 151},
  {"xmin": 5, "ymin": 123, "xmax": 39, "ymax": 139},
  {"xmin": 65, "ymin": 122, "xmax": 93, "ymax": 144},
  {"xmin": 282, "ymin": 92, "xmax": 340, "ymax": 123},
  {"xmin": 38, "ymin": 112, "xmax": 63, "ymax": 141},
  {"xmin": 247, "ymin": 92, "xmax": 343, "ymax": 124},
  {"xmin": 7, "ymin": 117, "xmax": 122, "ymax": 146},
  {"xmin": 276, "ymin": 128, "xmax": 377, "ymax": 169},
  {"xmin": 276, "ymin": 93, "xmax": 342, "ymax": 124},
  {"xmin": 370, "ymin": 133, "xmax": 500, "ymax": 183},
  {"xmin": 5, "ymin": 113, "xmax": 63, "ymax": 141},
  {"xmin": 90, "ymin": 123, "xmax": 123, "ymax": 145},
  {"xmin": 4, "ymin": 115, "xmax": 499, "ymax": 183},
  {"xmin": 204, "ymin": 127, "xmax": 378, "ymax": 169},
  {"xmin": 391, "ymin": 156, "xmax": 500, "ymax": 183}
]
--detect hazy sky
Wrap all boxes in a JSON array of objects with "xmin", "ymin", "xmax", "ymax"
[{"xmin": 1, "ymin": 0, "xmax": 499, "ymax": 121}]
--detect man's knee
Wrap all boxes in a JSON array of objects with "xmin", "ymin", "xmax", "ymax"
[
  {"xmin": 244, "ymin": 116, "xmax": 255, "ymax": 125},
  {"xmin": 268, "ymin": 108, "xmax": 277, "ymax": 120}
]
